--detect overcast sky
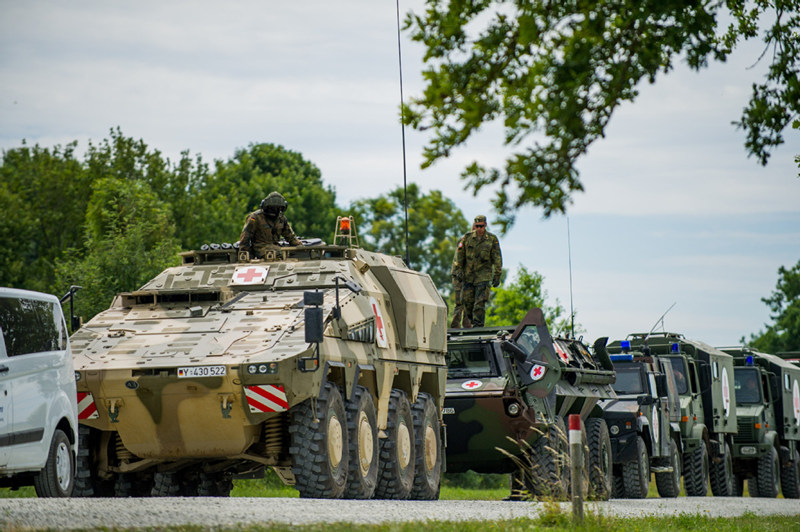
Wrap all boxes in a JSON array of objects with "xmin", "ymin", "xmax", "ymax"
[{"xmin": 1, "ymin": 1, "xmax": 798, "ymax": 347}]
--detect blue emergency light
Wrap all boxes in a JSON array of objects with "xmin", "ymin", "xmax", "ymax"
[
  {"xmin": 620, "ymin": 340, "xmax": 631, "ymax": 353},
  {"xmin": 671, "ymin": 343, "xmax": 679, "ymax": 353},
  {"xmin": 610, "ymin": 354, "xmax": 634, "ymax": 362},
  {"xmin": 746, "ymin": 355, "xmax": 754, "ymax": 366}
]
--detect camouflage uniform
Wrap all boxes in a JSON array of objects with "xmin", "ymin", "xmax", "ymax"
[
  {"xmin": 238, "ymin": 210, "xmax": 301, "ymax": 257},
  {"xmin": 453, "ymin": 215, "xmax": 502, "ymax": 327},
  {"xmin": 450, "ymin": 234, "xmax": 472, "ymax": 328}
]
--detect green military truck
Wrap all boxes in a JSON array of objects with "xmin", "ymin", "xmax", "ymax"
[
  {"xmin": 443, "ymin": 308, "xmax": 616, "ymax": 500},
  {"xmin": 720, "ymin": 347, "xmax": 800, "ymax": 498},
  {"xmin": 70, "ymin": 218, "xmax": 448, "ymax": 500},
  {"xmin": 619, "ymin": 333, "xmax": 737, "ymax": 496},
  {"xmin": 599, "ymin": 341, "xmax": 683, "ymax": 498}
]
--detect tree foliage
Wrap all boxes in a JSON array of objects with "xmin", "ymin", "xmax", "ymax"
[
  {"xmin": 748, "ymin": 259, "xmax": 800, "ymax": 354},
  {"xmin": 404, "ymin": 1, "xmax": 800, "ymax": 229},
  {"xmin": 350, "ymin": 183, "xmax": 469, "ymax": 294},
  {"xmin": 485, "ymin": 264, "xmax": 578, "ymax": 336}
]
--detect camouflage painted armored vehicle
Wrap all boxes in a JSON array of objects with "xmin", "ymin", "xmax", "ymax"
[
  {"xmin": 620, "ymin": 333, "xmax": 738, "ymax": 497},
  {"xmin": 70, "ymin": 218, "xmax": 447, "ymax": 499},
  {"xmin": 600, "ymin": 341, "xmax": 683, "ymax": 499},
  {"xmin": 443, "ymin": 308, "xmax": 616, "ymax": 500},
  {"xmin": 719, "ymin": 347, "xmax": 800, "ymax": 498}
]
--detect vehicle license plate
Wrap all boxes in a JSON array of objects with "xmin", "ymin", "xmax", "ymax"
[{"xmin": 178, "ymin": 366, "xmax": 226, "ymax": 378}]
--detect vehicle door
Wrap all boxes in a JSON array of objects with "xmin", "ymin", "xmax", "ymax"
[{"xmin": 0, "ymin": 325, "xmax": 11, "ymax": 467}]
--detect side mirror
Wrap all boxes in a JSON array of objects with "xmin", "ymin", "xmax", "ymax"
[
  {"xmin": 637, "ymin": 395, "xmax": 654, "ymax": 406},
  {"xmin": 303, "ymin": 290, "xmax": 324, "ymax": 344},
  {"xmin": 501, "ymin": 340, "xmax": 528, "ymax": 364}
]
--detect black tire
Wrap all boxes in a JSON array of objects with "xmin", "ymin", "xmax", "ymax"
[
  {"xmin": 585, "ymin": 418, "xmax": 612, "ymax": 501},
  {"xmin": 622, "ymin": 436, "xmax": 649, "ymax": 499},
  {"xmin": 151, "ymin": 472, "xmax": 182, "ymax": 497},
  {"xmin": 710, "ymin": 442, "xmax": 735, "ymax": 496},
  {"xmin": 754, "ymin": 446, "xmax": 780, "ymax": 498},
  {"xmin": 655, "ymin": 439, "xmax": 681, "ymax": 498},
  {"xmin": 780, "ymin": 456, "xmax": 800, "ymax": 499},
  {"xmin": 683, "ymin": 443, "xmax": 709, "ymax": 496},
  {"xmin": 611, "ymin": 473, "xmax": 625, "ymax": 499},
  {"xmin": 527, "ymin": 417, "xmax": 568, "ymax": 500},
  {"xmin": 289, "ymin": 382, "xmax": 349, "ymax": 499},
  {"xmin": 73, "ymin": 425, "xmax": 115, "ymax": 497},
  {"xmin": 344, "ymin": 385, "xmax": 379, "ymax": 499},
  {"xmin": 198, "ymin": 471, "xmax": 233, "ymax": 497},
  {"xmin": 374, "ymin": 389, "xmax": 415, "ymax": 499},
  {"xmin": 409, "ymin": 392, "xmax": 443, "ymax": 500},
  {"xmin": 115, "ymin": 472, "xmax": 153, "ymax": 497},
  {"xmin": 33, "ymin": 429, "xmax": 75, "ymax": 497}
]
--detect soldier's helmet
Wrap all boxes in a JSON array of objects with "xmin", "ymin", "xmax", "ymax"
[{"xmin": 261, "ymin": 191, "xmax": 288, "ymax": 217}]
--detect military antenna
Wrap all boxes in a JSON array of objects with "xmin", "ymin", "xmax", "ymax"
[
  {"xmin": 644, "ymin": 302, "xmax": 677, "ymax": 342},
  {"xmin": 395, "ymin": 0, "xmax": 411, "ymax": 266},
  {"xmin": 567, "ymin": 217, "xmax": 575, "ymax": 338}
]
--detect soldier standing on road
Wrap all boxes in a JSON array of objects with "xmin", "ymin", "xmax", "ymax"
[
  {"xmin": 452, "ymin": 215, "xmax": 503, "ymax": 328},
  {"xmin": 238, "ymin": 191, "xmax": 302, "ymax": 258}
]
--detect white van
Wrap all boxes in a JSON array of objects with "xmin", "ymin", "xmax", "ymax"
[{"xmin": 0, "ymin": 287, "xmax": 78, "ymax": 496}]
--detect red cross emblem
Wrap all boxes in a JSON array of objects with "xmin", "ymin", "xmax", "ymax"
[
  {"xmin": 232, "ymin": 266, "xmax": 268, "ymax": 285},
  {"xmin": 530, "ymin": 364, "xmax": 546, "ymax": 381},
  {"xmin": 461, "ymin": 379, "xmax": 482, "ymax": 390},
  {"xmin": 370, "ymin": 297, "xmax": 388, "ymax": 348}
]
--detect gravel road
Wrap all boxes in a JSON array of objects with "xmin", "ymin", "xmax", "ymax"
[{"xmin": 1, "ymin": 497, "xmax": 799, "ymax": 530}]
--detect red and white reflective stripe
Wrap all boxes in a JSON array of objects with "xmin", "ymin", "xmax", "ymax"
[
  {"xmin": 77, "ymin": 392, "xmax": 99, "ymax": 420},
  {"xmin": 245, "ymin": 385, "xmax": 289, "ymax": 413}
]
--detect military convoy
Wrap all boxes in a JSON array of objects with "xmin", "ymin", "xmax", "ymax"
[
  {"xmin": 69, "ymin": 218, "xmax": 448, "ymax": 499},
  {"xmin": 599, "ymin": 342, "xmax": 683, "ymax": 498},
  {"xmin": 443, "ymin": 308, "xmax": 616, "ymax": 500}
]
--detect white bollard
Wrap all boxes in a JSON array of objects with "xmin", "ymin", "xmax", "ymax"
[{"xmin": 569, "ymin": 414, "xmax": 583, "ymax": 523}]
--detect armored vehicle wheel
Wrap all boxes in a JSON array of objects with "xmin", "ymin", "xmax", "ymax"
[
  {"xmin": 151, "ymin": 470, "xmax": 199, "ymax": 497},
  {"xmin": 74, "ymin": 426, "xmax": 115, "ymax": 497},
  {"xmin": 526, "ymin": 417, "xmax": 568, "ymax": 500},
  {"xmin": 344, "ymin": 386, "xmax": 379, "ymax": 499},
  {"xmin": 409, "ymin": 392, "xmax": 443, "ymax": 500},
  {"xmin": 683, "ymin": 443, "xmax": 709, "ymax": 496},
  {"xmin": 622, "ymin": 436, "xmax": 649, "ymax": 499},
  {"xmin": 780, "ymin": 457, "xmax": 800, "ymax": 499},
  {"xmin": 115, "ymin": 472, "xmax": 154, "ymax": 497},
  {"xmin": 754, "ymin": 446, "xmax": 780, "ymax": 498},
  {"xmin": 198, "ymin": 471, "xmax": 233, "ymax": 497},
  {"xmin": 585, "ymin": 418, "xmax": 612, "ymax": 500},
  {"xmin": 33, "ymin": 429, "xmax": 75, "ymax": 498},
  {"xmin": 611, "ymin": 473, "xmax": 625, "ymax": 498},
  {"xmin": 710, "ymin": 442, "xmax": 735, "ymax": 496},
  {"xmin": 655, "ymin": 439, "xmax": 681, "ymax": 498},
  {"xmin": 374, "ymin": 389, "xmax": 415, "ymax": 499},
  {"xmin": 289, "ymin": 382, "xmax": 349, "ymax": 499}
]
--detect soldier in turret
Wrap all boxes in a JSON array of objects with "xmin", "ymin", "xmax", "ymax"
[
  {"xmin": 238, "ymin": 191, "xmax": 302, "ymax": 258},
  {"xmin": 452, "ymin": 215, "xmax": 502, "ymax": 327}
]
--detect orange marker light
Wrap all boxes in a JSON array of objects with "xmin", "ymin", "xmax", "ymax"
[
  {"xmin": 340, "ymin": 218, "xmax": 351, "ymax": 231},
  {"xmin": 681, "ymin": 416, "xmax": 689, "ymax": 422},
  {"xmin": 755, "ymin": 423, "xmax": 762, "ymax": 429}
]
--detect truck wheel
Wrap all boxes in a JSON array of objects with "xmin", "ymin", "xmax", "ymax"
[
  {"xmin": 410, "ymin": 392, "xmax": 443, "ymax": 500},
  {"xmin": 683, "ymin": 443, "xmax": 709, "ymax": 496},
  {"xmin": 611, "ymin": 473, "xmax": 625, "ymax": 498},
  {"xmin": 344, "ymin": 385, "xmax": 379, "ymax": 499},
  {"xmin": 780, "ymin": 457, "xmax": 800, "ymax": 499},
  {"xmin": 622, "ymin": 436, "xmax": 649, "ymax": 499},
  {"xmin": 33, "ymin": 429, "xmax": 75, "ymax": 497},
  {"xmin": 655, "ymin": 439, "xmax": 681, "ymax": 498},
  {"xmin": 73, "ymin": 425, "xmax": 115, "ymax": 497},
  {"xmin": 585, "ymin": 418, "xmax": 612, "ymax": 500},
  {"xmin": 198, "ymin": 471, "xmax": 233, "ymax": 497},
  {"xmin": 289, "ymin": 381, "xmax": 349, "ymax": 498},
  {"xmin": 374, "ymin": 389, "xmax": 415, "ymax": 499},
  {"xmin": 527, "ymin": 417, "xmax": 568, "ymax": 500},
  {"xmin": 710, "ymin": 442, "xmax": 735, "ymax": 496},
  {"xmin": 754, "ymin": 446, "xmax": 780, "ymax": 498}
]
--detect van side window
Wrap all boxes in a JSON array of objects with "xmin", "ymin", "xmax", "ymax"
[{"xmin": 0, "ymin": 297, "xmax": 61, "ymax": 356}]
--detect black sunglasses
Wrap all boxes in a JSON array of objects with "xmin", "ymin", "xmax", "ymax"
[{"xmin": 474, "ymin": 224, "xmax": 485, "ymax": 228}]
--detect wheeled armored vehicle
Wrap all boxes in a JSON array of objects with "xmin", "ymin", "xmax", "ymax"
[
  {"xmin": 443, "ymin": 308, "xmax": 616, "ymax": 500},
  {"xmin": 70, "ymin": 218, "xmax": 448, "ymax": 499}
]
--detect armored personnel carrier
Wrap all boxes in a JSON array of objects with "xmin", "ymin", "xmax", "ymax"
[
  {"xmin": 720, "ymin": 347, "xmax": 800, "ymax": 498},
  {"xmin": 600, "ymin": 341, "xmax": 683, "ymax": 499},
  {"xmin": 70, "ymin": 218, "xmax": 447, "ymax": 499},
  {"xmin": 443, "ymin": 308, "xmax": 616, "ymax": 500}
]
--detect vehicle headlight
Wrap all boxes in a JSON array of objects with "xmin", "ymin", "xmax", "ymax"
[
  {"xmin": 507, "ymin": 402, "xmax": 520, "ymax": 416},
  {"xmin": 247, "ymin": 365, "xmax": 258, "ymax": 374},
  {"xmin": 610, "ymin": 424, "xmax": 619, "ymax": 435}
]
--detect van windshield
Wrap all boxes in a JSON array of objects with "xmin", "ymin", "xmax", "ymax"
[{"xmin": 734, "ymin": 368, "xmax": 762, "ymax": 404}]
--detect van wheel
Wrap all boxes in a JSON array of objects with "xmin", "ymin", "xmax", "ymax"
[
  {"xmin": 289, "ymin": 382, "xmax": 349, "ymax": 498},
  {"xmin": 622, "ymin": 436, "xmax": 649, "ymax": 498},
  {"xmin": 33, "ymin": 429, "xmax": 75, "ymax": 497},
  {"xmin": 780, "ymin": 457, "xmax": 800, "ymax": 499},
  {"xmin": 586, "ymin": 418, "xmax": 612, "ymax": 500},
  {"xmin": 409, "ymin": 392, "xmax": 443, "ymax": 500},
  {"xmin": 710, "ymin": 442, "xmax": 735, "ymax": 496},
  {"xmin": 344, "ymin": 385, "xmax": 379, "ymax": 499},
  {"xmin": 374, "ymin": 389, "xmax": 415, "ymax": 499},
  {"xmin": 655, "ymin": 439, "xmax": 681, "ymax": 498},
  {"xmin": 683, "ymin": 443, "xmax": 709, "ymax": 496},
  {"xmin": 527, "ymin": 417, "xmax": 568, "ymax": 500},
  {"xmin": 754, "ymin": 446, "xmax": 780, "ymax": 498}
]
